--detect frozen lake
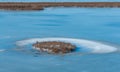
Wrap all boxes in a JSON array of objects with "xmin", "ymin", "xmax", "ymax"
[{"xmin": 0, "ymin": 7, "xmax": 120, "ymax": 72}]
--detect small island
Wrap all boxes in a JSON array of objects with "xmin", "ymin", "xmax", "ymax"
[{"xmin": 32, "ymin": 41, "xmax": 76, "ymax": 54}]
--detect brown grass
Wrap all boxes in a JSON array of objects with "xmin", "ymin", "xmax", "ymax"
[{"xmin": 0, "ymin": 2, "xmax": 120, "ymax": 10}]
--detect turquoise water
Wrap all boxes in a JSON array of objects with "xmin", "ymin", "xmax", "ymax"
[{"xmin": 0, "ymin": 8, "xmax": 120, "ymax": 72}]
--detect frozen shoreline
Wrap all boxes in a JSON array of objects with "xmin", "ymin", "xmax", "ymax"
[{"xmin": 1, "ymin": 2, "xmax": 120, "ymax": 10}]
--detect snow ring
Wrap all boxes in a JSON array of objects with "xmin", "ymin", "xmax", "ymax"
[{"xmin": 16, "ymin": 38, "xmax": 118, "ymax": 54}]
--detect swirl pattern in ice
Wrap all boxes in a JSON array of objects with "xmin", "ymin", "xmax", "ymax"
[
  {"xmin": 16, "ymin": 38, "xmax": 118, "ymax": 54},
  {"xmin": 0, "ymin": 49, "xmax": 6, "ymax": 52}
]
